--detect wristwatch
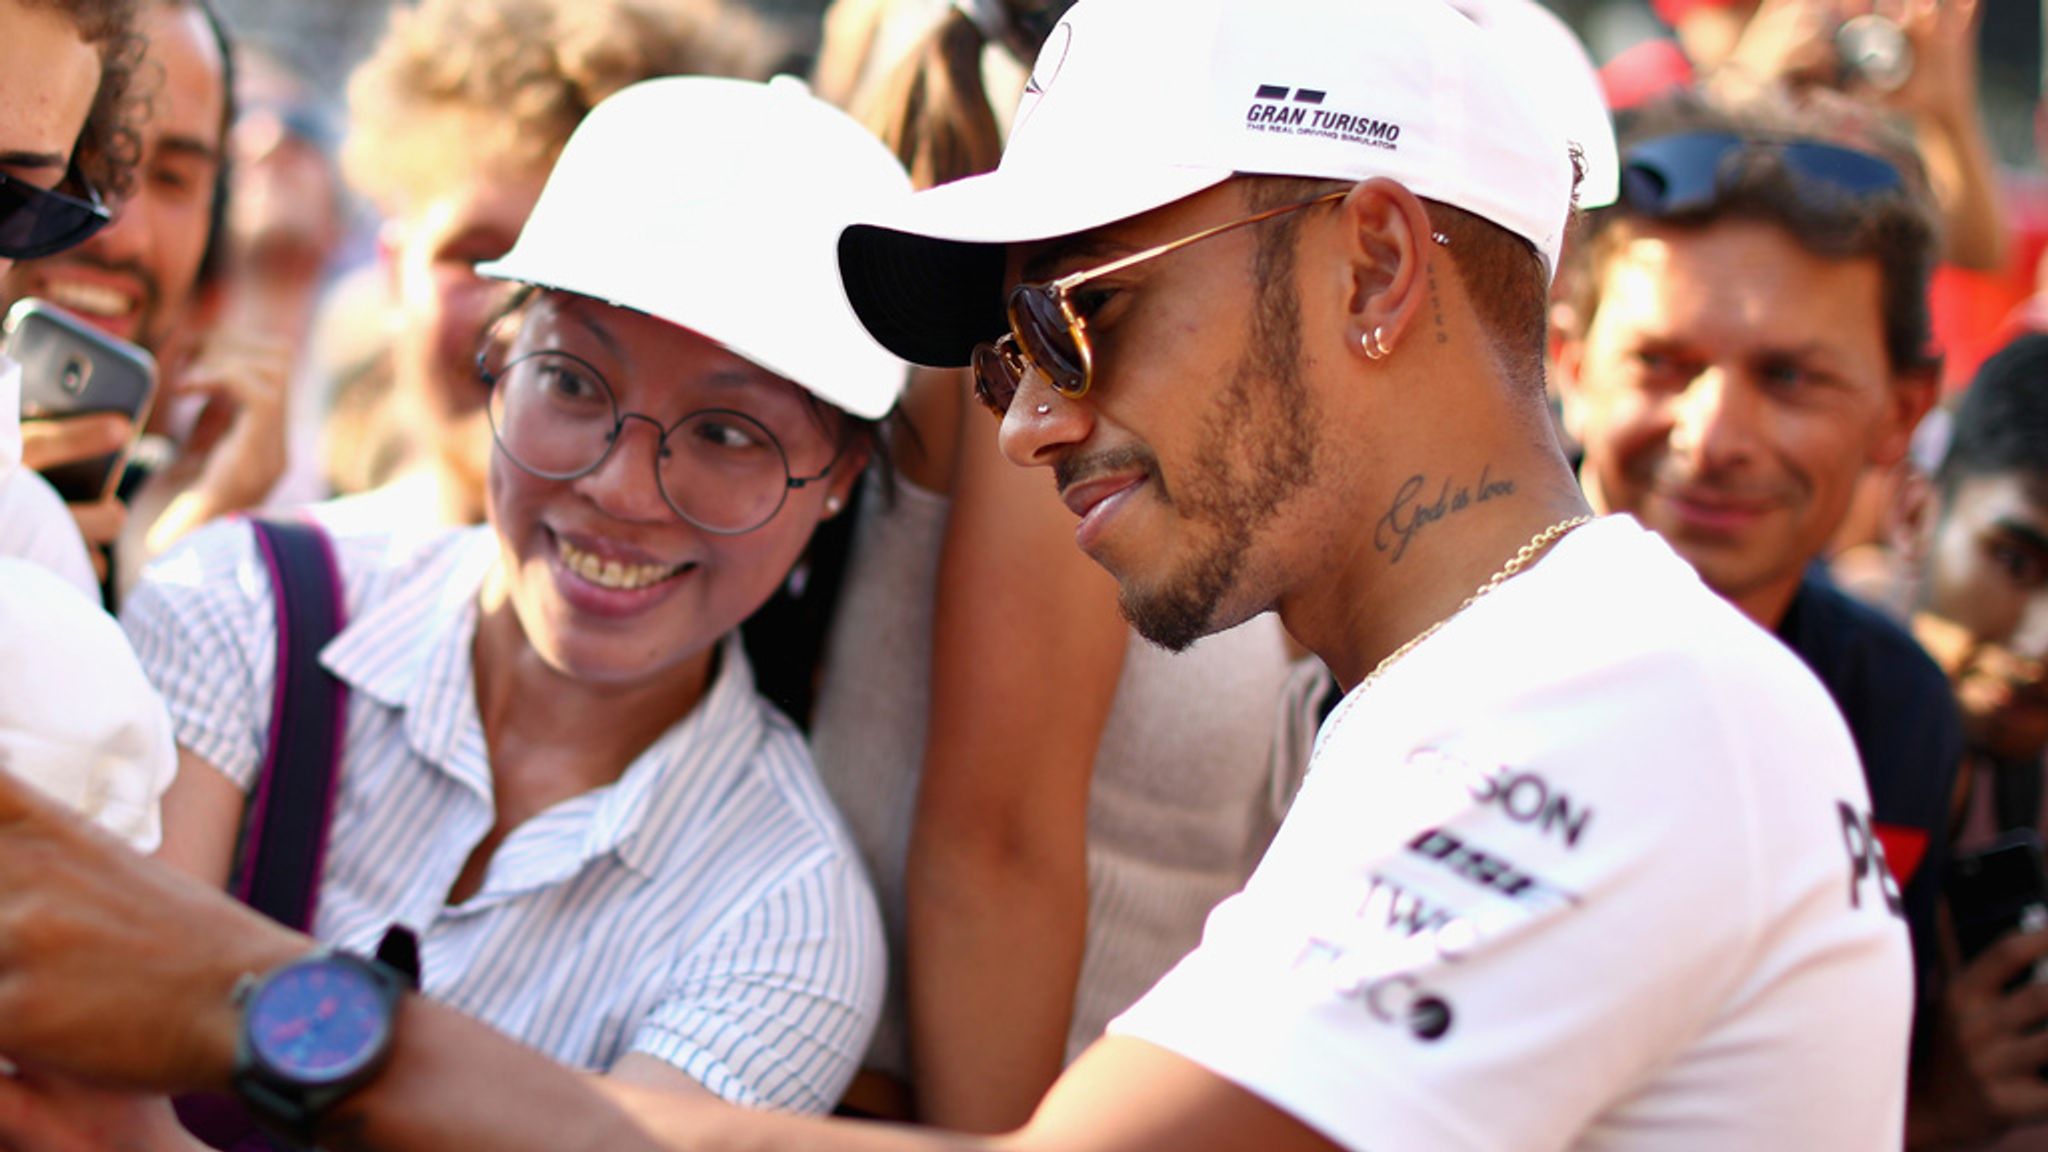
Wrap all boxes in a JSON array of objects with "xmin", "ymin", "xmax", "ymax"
[{"xmin": 231, "ymin": 948, "xmax": 407, "ymax": 1144}]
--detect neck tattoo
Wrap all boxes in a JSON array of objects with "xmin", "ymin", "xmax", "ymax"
[{"xmin": 1328, "ymin": 514, "xmax": 1595, "ymax": 733}]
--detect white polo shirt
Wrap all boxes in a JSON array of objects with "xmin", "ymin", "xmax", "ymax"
[{"xmin": 1112, "ymin": 516, "xmax": 1911, "ymax": 1150}]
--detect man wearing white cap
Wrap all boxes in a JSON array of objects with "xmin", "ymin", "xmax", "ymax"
[{"xmin": 0, "ymin": 2, "xmax": 1911, "ymax": 1150}]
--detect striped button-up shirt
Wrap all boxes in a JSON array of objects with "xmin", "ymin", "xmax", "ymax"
[{"xmin": 122, "ymin": 510, "xmax": 885, "ymax": 1112}]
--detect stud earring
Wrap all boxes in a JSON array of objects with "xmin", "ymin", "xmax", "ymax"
[
  {"xmin": 825, "ymin": 495, "xmax": 845, "ymax": 515},
  {"xmin": 1035, "ymin": 403, "xmax": 1052, "ymax": 415},
  {"xmin": 1362, "ymin": 326, "xmax": 1391, "ymax": 361},
  {"xmin": 1431, "ymin": 231, "xmax": 1451, "ymax": 247}
]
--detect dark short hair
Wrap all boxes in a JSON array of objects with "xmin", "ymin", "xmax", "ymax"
[
  {"xmin": 25, "ymin": 0, "xmax": 146, "ymax": 200},
  {"xmin": 168, "ymin": 0, "xmax": 235, "ymax": 288},
  {"xmin": 1561, "ymin": 87, "xmax": 1941, "ymax": 377},
  {"xmin": 1243, "ymin": 174, "xmax": 1555, "ymax": 396},
  {"xmin": 1938, "ymin": 332, "xmax": 2048, "ymax": 496}
]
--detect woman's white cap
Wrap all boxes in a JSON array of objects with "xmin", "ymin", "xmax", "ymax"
[
  {"xmin": 479, "ymin": 76, "xmax": 914, "ymax": 419},
  {"xmin": 838, "ymin": 0, "xmax": 1618, "ymax": 368}
]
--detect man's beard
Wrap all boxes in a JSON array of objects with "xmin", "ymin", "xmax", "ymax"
[{"xmin": 1120, "ymin": 247, "xmax": 1318, "ymax": 652}]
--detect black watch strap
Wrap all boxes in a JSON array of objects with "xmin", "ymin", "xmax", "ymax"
[{"xmin": 375, "ymin": 925, "xmax": 421, "ymax": 990}]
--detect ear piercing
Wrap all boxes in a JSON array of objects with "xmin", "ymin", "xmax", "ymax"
[
  {"xmin": 825, "ymin": 495, "xmax": 845, "ymax": 515},
  {"xmin": 1431, "ymin": 231, "xmax": 1451, "ymax": 247},
  {"xmin": 1035, "ymin": 403, "xmax": 1052, "ymax": 415},
  {"xmin": 1362, "ymin": 326, "xmax": 1391, "ymax": 361}
]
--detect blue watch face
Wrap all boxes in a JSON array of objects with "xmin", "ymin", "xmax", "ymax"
[{"xmin": 247, "ymin": 958, "xmax": 392, "ymax": 1083}]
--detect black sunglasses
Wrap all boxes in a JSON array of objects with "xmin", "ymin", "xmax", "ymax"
[
  {"xmin": 1618, "ymin": 130, "xmax": 1904, "ymax": 217},
  {"xmin": 0, "ymin": 167, "xmax": 111, "ymax": 260},
  {"xmin": 971, "ymin": 191, "xmax": 1349, "ymax": 419}
]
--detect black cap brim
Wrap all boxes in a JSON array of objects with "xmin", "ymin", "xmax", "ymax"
[{"xmin": 838, "ymin": 225, "xmax": 1009, "ymax": 369}]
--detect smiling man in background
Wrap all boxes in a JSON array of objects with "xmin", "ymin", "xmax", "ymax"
[
  {"xmin": 0, "ymin": 0, "xmax": 292, "ymax": 590},
  {"xmin": 1, "ymin": 0, "xmax": 139, "ymax": 591},
  {"xmin": 1553, "ymin": 85, "xmax": 1961, "ymax": 1109}
]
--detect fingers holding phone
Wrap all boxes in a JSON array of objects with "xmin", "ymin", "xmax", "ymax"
[
  {"xmin": 5, "ymin": 300, "xmax": 158, "ymax": 507},
  {"xmin": 1942, "ymin": 833, "xmax": 2048, "ymax": 1132},
  {"xmin": 17, "ymin": 409, "xmax": 129, "ymax": 475},
  {"xmin": 1949, "ymin": 939, "xmax": 2048, "ymax": 1131},
  {"xmin": 18, "ymin": 415, "xmax": 130, "ymax": 580}
]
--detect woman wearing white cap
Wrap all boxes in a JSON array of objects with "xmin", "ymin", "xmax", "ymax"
[{"xmin": 6, "ymin": 75, "xmax": 908, "ymax": 1144}]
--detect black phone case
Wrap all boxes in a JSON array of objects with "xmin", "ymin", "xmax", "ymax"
[
  {"xmin": 1948, "ymin": 830, "xmax": 2048, "ymax": 966},
  {"xmin": 4, "ymin": 299, "xmax": 158, "ymax": 503}
]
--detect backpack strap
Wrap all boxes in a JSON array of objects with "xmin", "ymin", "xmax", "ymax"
[{"xmin": 235, "ymin": 517, "xmax": 349, "ymax": 931}]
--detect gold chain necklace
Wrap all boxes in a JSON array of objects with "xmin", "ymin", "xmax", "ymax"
[{"xmin": 1343, "ymin": 513, "xmax": 1595, "ymax": 706}]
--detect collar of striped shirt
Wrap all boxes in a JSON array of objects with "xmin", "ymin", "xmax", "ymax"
[{"xmin": 317, "ymin": 526, "xmax": 771, "ymax": 881}]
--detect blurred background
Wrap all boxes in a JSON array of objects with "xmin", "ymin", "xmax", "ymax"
[{"xmin": 207, "ymin": 0, "xmax": 2042, "ymax": 169}]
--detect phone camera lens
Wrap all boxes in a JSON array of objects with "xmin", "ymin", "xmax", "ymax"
[{"xmin": 58, "ymin": 357, "xmax": 91, "ymax": 397}]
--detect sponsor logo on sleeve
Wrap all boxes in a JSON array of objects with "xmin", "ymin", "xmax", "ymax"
[
  {"xmin": 1839, "ymin": 802, "xmax": 1906, "ymax": 919},
  {"xmin": 1406, "ymin": 827, "xmax": 1581, "ymax": 911},
  {"xmin": 1293, "ymin": 938, "xmax": 1458, "ymax": 1043},
  {"xmin": 1356, "ymin": 871, "xmax": 1484, "ymax": 963},
  {"xmin": 1244, "ymin": 84, "xmax": 1401, "ymax": 150},
  {"xmin": 1359, "ymin": 973, "xmax": 1456, "ymax": 1042},
  {"xmin": 1409, "ymin": 749, "xmax": 1596, "ymax": 851}
]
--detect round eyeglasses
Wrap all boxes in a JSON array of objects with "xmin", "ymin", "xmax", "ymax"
[{"xmin": 480, "ymin": 346, "xmax": 844, "ymax": 535}]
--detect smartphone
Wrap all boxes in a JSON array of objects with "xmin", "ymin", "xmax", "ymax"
[
  {"xmin": 1948, "ymin": 831, "xmax": 2048, "ymax": 971},
  {"xmin": 3, "ymin": 297, "xmax": 158, "ymax": 503}
]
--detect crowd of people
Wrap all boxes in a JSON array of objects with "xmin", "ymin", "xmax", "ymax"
[{"xmin": 0, "ymin": 0, "xmax": 2044, "ymax": 1148}]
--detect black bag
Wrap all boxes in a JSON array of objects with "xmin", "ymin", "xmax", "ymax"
[{"xmin": 175, "ymin": 517, "xmax": 349, "ymax": 1152}]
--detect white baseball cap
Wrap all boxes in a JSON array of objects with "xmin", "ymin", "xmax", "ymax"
[
  {"xmin": 838, "ymin": 0, "xmax": 1618, "ymax": 368},
  {"xmin": 479, "ymin": 76, "xmax": 914, "ymax": 419}
]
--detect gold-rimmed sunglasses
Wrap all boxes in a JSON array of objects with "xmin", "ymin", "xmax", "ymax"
[{"xmin": 970, "ymin": 190, "xmax": 1349, "ymax": 418}]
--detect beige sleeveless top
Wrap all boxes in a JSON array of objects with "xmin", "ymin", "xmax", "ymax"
[{"xmin": 810, "ymin": 474, "xmax": 1322, "ymax": 1076}]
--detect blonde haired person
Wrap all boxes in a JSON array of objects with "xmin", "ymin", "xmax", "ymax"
[{"xmin": 321, "ymin": 0, "xmax": 771, "ymax": 532}]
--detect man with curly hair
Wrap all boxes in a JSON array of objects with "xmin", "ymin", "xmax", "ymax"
[
  {"xmin": 321, "ymin": 0, "xmax": 770, "ymax": 532},
  {"xmin": 4, "ymin": 0, "xmax": 254, "ymax": 597},
  {"xmin": 2, "ymin": 0, "xmax": 142, "ymax": 258},
  {"xmin": 1, "ymin": 0, "xmax": 141, "ymax": 591}
]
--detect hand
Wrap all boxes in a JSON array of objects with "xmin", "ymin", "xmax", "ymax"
[
  {"xmin": 1915, "ymin": 611, "xmax": 1981, "ymax": 682},
  {"xmin": 1718, "ymin": 0, "xmax": 1844, "ymax": 91},
  {"xmin": 0, "ymin": 767, "xmax": 304, "ymax": 1094},
  {"xmin": 1914, "ymin": 612, "xmax": 2048, "ymax": 765},
  {"xmin": 1945, "ymin": 928, "xmax": 2048, "ymax": 1136},
  {"xmin": 144, "ymin": 332, "xmax": 292, "ymax": 556},
  {"xmin": 1869, "ymin": 0, "xmax": 1982, "ymax": 125},
  {"xmin": 17, "ymin": 414, "xmax": 131, "ymax": 581},
  {"xmin": 0, "ymin": 1071, "xmax": 197, "ymax": 1152},
  {"xmin": 18, "ymin": 411, "xmax": 128, "ymax": 478}
]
